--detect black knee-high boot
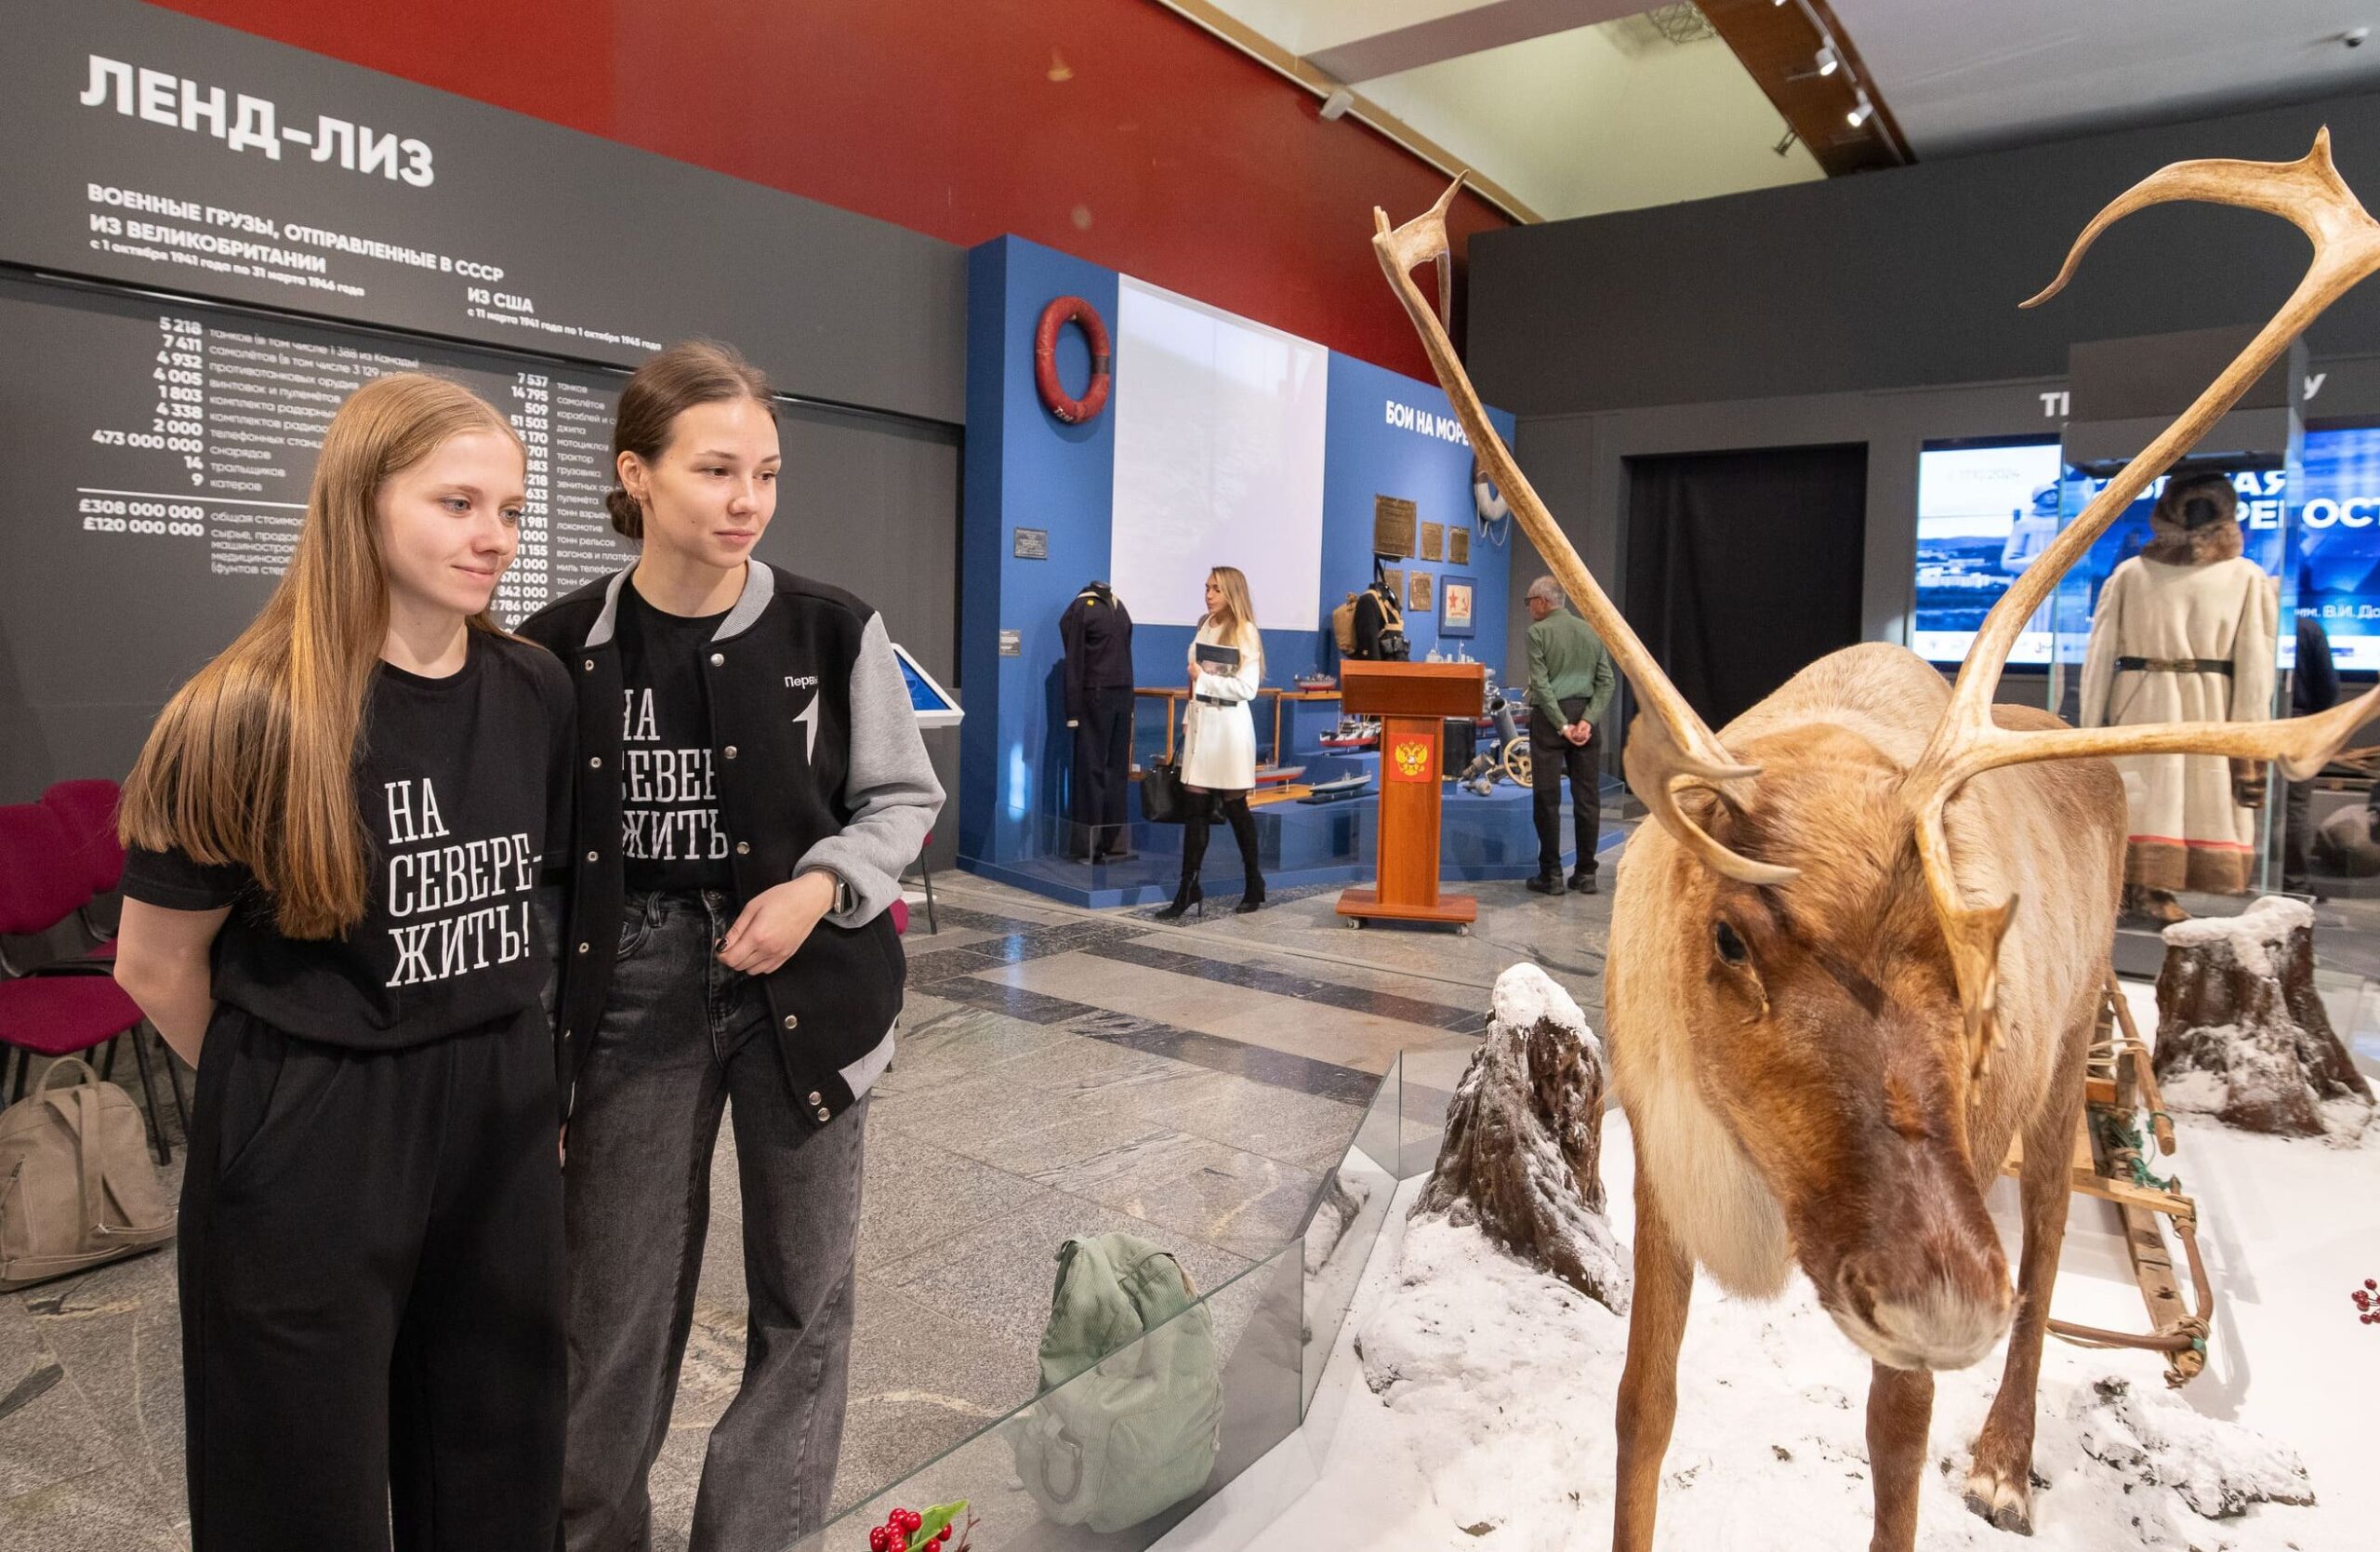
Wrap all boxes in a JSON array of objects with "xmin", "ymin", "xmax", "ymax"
[
  {"xmin": 1221, "ymin": 795, "xmax": 1264, "ymax": 912},
  {"xmin": 1157, "ymin": 811, "xmax": 1210, "ymax": 921}
]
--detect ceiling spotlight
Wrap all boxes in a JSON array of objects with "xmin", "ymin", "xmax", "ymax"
[
  {"xmin": 1319, "ymin": 86, "xmax": 1355, "ymax": 121},
  {"xmin": 1845, "ymin": 91, "xmax": 1873, "ymax": 128},
  {"xmin": 1815, "ymin": 44, "xmax": 1840, "ymax": 76}
]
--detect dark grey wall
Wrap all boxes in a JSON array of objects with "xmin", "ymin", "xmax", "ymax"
[
  {"xmin": 0, "ymin": 275, "xmax": 965, "ymax": 867},
  {"xmin": 1475, "ymin": 88, "xmax": 2380, "ymax": 704},
  {"xmin": 1, "ymin": 0, "xmax": 965, "ymax": 422},
  {"xmin": 1470, "ymin": 87, "xmax": 2380, "ymax": 418}
]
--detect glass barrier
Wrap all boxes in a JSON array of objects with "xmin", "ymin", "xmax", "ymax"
[
  {"xmin": 782, "ymin": 1240, "xmax": 1302, "ymax": 1552},
  {"xmin": 785, "ymin": 1052, "xmax": 1460, "ymax": 1552}
]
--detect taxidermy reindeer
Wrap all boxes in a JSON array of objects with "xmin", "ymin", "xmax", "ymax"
[{"xmin": 1372, "ymin": 132, "xmax": 2380, "ymax": 1551}]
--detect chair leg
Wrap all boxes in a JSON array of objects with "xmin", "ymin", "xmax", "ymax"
[
  {"xmin": 920, "ymin": 858, "xmax": 939, "ymax": 935},
  {"xmin": 125, "ymin": 1024, "xmax": 171, "ymax": 1164},
  {"xmin": 100, "ymin": 1032, "xmax": 120, "ymax": 1081},
  {"xmin": 6, "ymin": 1047, "xmax": 25, "ymax": 1106}
]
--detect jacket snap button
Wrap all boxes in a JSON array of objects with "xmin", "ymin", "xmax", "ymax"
[
  {"xmin": 783, "ymin": 1014, "xmax": 800, "ymax": 1029},
  {"xmin": 807, "ymin": 1090, "xmax": 823, "ymax": 1105},
  {"xmin": 735, "ymin": 842, "xmax": 750, "ymax": 856},
  {"xmin": 723, "ymin": 746, "xmax": 738, "ymax": 759},
  {"xmin": 709, "ymin": 653, "xmax": 725, "ymax": 667},
  {"xmin": 585, "ymin": 850, "xmax": 599, "ymax": 862},
  {"xmin": 576, "ymin": 942, "xmax": 589, "ymax": 954},
  {"xmin": 582, "ymin": 658, "xmax": 594, "ymax": 671},
  {"xmin": 815, "ymin": 1107, "xmax": 831, "ymax": 1122},
  {"xmin": 588, "ymin": 756, "xmax": 602, "ymax": 769}
]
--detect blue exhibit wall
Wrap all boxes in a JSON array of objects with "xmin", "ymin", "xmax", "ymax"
[{"xmin": 959, "ymin": 233, "xmax": 1517, "ymax": 892}]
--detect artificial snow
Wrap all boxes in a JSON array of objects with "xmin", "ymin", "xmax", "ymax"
[
  {"xmin": 1486, "ymin": 962, "xmax": 1600, "ymax": 1059},
  {"xmin": 2161, "ymin": 896, "xmax": 2314, "ymax": 981},
  {"xmin": 1243, "ymin": 979, "xmax": 2379, "ymax": 1552}
]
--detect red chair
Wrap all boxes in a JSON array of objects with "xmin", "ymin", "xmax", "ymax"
[
  {"xmin": 889, "ymin": 897, "xmax": 909, "ymax": 936},
  {"xmin": 41, "ymin": 778, "xmax": 125, "ymax": 966},
  {"xmin": 0, "ymin": 803, "xmax": 179, "ymax": 1161}
]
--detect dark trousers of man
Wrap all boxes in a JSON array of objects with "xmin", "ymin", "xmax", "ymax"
[
  {"xmin": 562, "ymin": 889, "xmax": 867, "ymax": 1552},
  {"xmin": 179, "ymin": 1004, "xmax": 564, "ymax": 1552},
  {"xmin": 1071, "ymin": 685, "xmax": 1135, "ymax": 857},
  {"xmin": 2283, "ymin": 775, "xmax": 2315, "ymax": 891},
  {"xmin": 1530, "ymin": 700, "xmax": 1599, "ymax": 878}
]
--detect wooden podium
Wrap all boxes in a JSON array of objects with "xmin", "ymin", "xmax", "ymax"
[{"xmin": 1336, "ymin": 661, "xmax": 1486, "ymax": 930}]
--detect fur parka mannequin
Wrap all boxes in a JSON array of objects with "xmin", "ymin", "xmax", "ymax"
[{"xmin": 2079, "ymin": 471, "xmax": 2279, "ymax": 922}]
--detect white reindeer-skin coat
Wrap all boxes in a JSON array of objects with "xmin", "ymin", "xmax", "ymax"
[
  {"xmin": 1606, "ymin": 644, "xmax": 2122, "ymax": 1294},
  {"xmin": 2078, "ymin": 556, "xmax": 2277, "ymax": 893}
]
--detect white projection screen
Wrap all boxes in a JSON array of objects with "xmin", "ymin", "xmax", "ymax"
[{"xmin": 1108, "ymin": 276, "xmax": 1329, "ymax": 629}]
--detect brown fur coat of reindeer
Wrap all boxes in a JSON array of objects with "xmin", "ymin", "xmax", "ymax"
[{"xmin": 1370, "ymin": 133, "xmax": 2380, "ymax": 1551}]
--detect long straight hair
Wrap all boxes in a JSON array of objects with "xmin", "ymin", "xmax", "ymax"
[
  {"xmin": 119, "ymin": 373, "xmax": 521, "ymax": 938},
  {"xmin": 1204, "ymin": 566, "xmax": 1263, "ymax": 673}
]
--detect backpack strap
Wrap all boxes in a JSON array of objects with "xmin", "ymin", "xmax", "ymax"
[{"xmin": 41, "ymin": 1084, "xmax": 108, "ymax": 1255}]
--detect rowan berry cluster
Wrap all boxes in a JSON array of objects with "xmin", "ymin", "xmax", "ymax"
[
  {"xmin": 2354, "ymin": 1277, "xmax": 2379, "ymax": 1325},
  {"xmin": 866, "ymin": 1503, "xmax": 970, "ymax": 1552}
]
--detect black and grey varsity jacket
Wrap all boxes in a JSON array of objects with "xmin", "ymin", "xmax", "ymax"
[{"xmin": 517, "ymin": 563, "xmax": 944, "ymax": 1127}]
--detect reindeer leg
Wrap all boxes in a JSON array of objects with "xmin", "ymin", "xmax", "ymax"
[
  {"xmin": 1964, "ymin": 1020, "xmax": 2089, "ymax": 1535},
  {"xmin": 1612, "ymin": 1170, "xmax": 1692, "ymax": 1552},
  {"xmin": 1865, "ymin": 1364, "xmax": 1936, "ymax": 1552}
]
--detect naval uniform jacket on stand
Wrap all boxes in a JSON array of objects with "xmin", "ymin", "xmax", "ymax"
[{"xmin": 518, "ymin": 563, "xmax": 944, "ymax": 1128}]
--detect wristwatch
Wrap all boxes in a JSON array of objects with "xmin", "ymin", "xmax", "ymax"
[{"xmin": 823, "ymin": 871, "xmax": 854, "ymax": 916}]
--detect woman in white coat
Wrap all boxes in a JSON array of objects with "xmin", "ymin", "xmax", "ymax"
[{"xmin": 1160, "ymin": 566, "xmax": 1266, "ymax": 919}]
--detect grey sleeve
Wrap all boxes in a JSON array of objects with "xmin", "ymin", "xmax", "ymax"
[{"xmin": 797, "ymin": 612, "xmax": 946, "ymax": 927}]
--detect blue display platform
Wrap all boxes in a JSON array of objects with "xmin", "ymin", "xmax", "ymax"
[{"xmin": 959, "ymin": 764, "xmax": 1630, "ymax": 909}]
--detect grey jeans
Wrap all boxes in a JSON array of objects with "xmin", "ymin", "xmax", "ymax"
[{"xmin": 562, "ymin": 889, "xmax": 868, "ymax": 1552}]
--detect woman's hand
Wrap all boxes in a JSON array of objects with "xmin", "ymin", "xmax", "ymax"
[
  {"xmin": 1188, "ymin": 658, "xmax": 1203, "ymax": 682},
  {"xmin": 718, "ymin": 871, "xmax": 840, "ymax": 975}
]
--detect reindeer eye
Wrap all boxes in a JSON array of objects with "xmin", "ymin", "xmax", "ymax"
[{"xmin": 1712, "ymin": 921, "xmax": 1750, "ymax": 965}]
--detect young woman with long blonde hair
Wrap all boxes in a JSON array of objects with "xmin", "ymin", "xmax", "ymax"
[
  {"xmin": 1159, "ymin": 564, "xmax": 1266, "ymax": 918},
  {"xmin": 112, "ymin": 372, "xmax": 575, "ymax": 1552}
]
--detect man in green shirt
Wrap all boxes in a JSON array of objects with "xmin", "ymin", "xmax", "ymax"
[{"xmin": 1524, "ymin": 575, "xmax": 1616, "ymax": 895}]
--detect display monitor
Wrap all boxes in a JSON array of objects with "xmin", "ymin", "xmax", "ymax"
[
  {"xmin": 891, "ymin": 642, "xmax": 963, "ymax": 729},
  {"xmin": 1912, "ymin": 439, "xmax": 2067, "ymax": 667},
  {"xmin": 1913, "ymin": 431, "xmax": 2380, "ymax": 670}
]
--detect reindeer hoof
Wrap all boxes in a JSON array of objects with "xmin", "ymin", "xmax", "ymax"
[{"xmin": 1962, "ymin": 1466, "xmax": 2035, "ymax": 1537}]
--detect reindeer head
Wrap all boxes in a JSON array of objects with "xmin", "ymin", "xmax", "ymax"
[{"xmin": 1375, "ymin": 135, "xmax": 2380, "ymax": 1369}]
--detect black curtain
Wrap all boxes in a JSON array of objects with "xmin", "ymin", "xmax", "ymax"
[{"xmin": 1622, "ymin": 444, "xmax": 1868, "ymax": 732}]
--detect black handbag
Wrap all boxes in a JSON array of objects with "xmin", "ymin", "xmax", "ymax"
[{"xmin": 1139, "ymin": 757, "xmax": 1192, "ymax": 825}]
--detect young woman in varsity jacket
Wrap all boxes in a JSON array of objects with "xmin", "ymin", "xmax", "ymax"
[
  {"xmin": 516, "ymin": 342, "xmax": 943, "ymax": 1552},
  {"xmin": 112, "ymin": 375, "xmax": 575, "ymax": 1552}
]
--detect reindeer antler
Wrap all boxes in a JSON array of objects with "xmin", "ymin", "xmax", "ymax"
[
  {"xmin": 1373, "ymin": 179, "xmax": 1796, "ymax": 885},
  {"xmin": 1907, "ymin": 130, "xmax": 2380, "ymax": 1088}
]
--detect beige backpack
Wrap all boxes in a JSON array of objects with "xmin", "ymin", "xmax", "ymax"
[{"xmin": 0, "ymin": 1057, "xmax": 176, "ymax": 1290}]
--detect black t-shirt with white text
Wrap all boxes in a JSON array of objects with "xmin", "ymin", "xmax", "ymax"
[
  {"xmin": 615, "ymin": 583, "xmax": 734, "ymax": 893},
  {"xmin": 120, "ymin": 631, "xmax": 575, "ymax": 1049}
]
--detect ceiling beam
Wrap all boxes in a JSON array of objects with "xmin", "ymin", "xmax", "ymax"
[
  {"xmin": 1699, "ymin": 0, "xmax": 1912, "ymax": 175},
  {"xmin": 1304, "ymin": 0, "xmax": 1646, "ymax": 86},
  {"xmin": 1154, "ymin": 0, "xmax": 1548, "ymax": 222}
]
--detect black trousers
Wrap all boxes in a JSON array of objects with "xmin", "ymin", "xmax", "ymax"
[
  {"xmin": 1530, "ymin": 709, "xmax": 1599, "ymax": 876},
  {"xmin": 2283, "ymin": 775, "xmax": 2315, "ymax": 889},
  {"xmin": 1071, "ymin": 685, "xmax": 1134, "ymax": 856},
  {"xmin": 180, "ymin": 1003, "xmax": 565, "ymax": 1552}
]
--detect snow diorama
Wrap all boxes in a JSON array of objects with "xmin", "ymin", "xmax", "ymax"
[
  {"xmin": 1288, "ymin": 971, "xmax": 2361, "ymax": 1552},
  {"xmin": 1408, "ymin": 963, "xmax": 1627, "ymax": 1315},
  {"xmin": 2154, "ymin": 896, "xmax": 2375, "ymax": 1140}
]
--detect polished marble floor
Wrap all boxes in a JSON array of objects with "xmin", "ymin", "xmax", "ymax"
[{"xmin": 0, "ymin": 869, "xmax": 1615, "ymax": 1550}]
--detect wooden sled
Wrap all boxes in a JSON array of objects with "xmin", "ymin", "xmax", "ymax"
[{"xmin": 2003, "ymin": 975, "xmax": 2214, "ymax": 1387}]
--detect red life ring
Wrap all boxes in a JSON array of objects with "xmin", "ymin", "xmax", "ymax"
[{"xmin": 1034, "ymin": 296, "xmax": 1112, "ymax": 424}]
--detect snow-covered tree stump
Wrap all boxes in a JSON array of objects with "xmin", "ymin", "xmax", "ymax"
[
  {"xmin": 1412, "ymin": 963, "xmax": 1629, "ymax": 1314},
  {"xmin": 2154, "ymin": 895, "xmax": 2374, "ymax": 1138}
]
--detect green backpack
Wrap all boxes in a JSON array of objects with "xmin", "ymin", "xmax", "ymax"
[{"xmin": 1007, "ymin": 1233, "xmax": 1223, "ymax": 1532}]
